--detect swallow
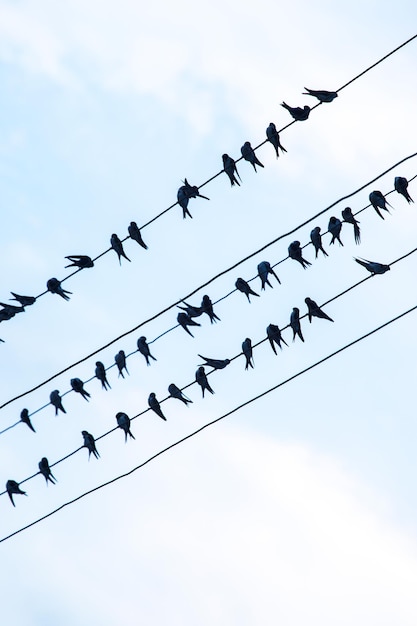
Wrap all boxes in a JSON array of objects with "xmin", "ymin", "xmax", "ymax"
[
  {"xmin": 177, "ymin": 179, "xmax": 209, "ymax": 219},
  {"xmin": 235, "ymin": 278, "xmax": 260, "ymax": 302},
  {"xmin": 290, "ymin": 307, "xmax": 304, "ymax": 343},
  {"xmin": 64, "ymin": 255, "xmax": 94, "ymax": 269},
  {"xmin": 177, "ymin": 312, "xmax": 201, "ymax": 337},
  {"xmin": 198, "ymin": 355, "xmax": 230, "ymax": 370},
  {"xmin": 20, "ymin": 408, "xmax": 35, "ymax": 432},
  {"xmin": 0, "ymin": 308, "xmax": 15, "ymax": 322},
  {"xmin": 266, "ymin": 122, "xmax": 287, "ymax": 158},
  {"xmin": 111, "ymin": 233, "xmax": 131, "ymax": 264},
  {"xmin": 369, "ymin": 191, "xmax": 392, "ymax": 220},
  {"xmin": 50, "ymin": 390, "xmax": 66, "ymax": 415},
  {"xmin": 70, "ymin": 377, "xmax": 91, "ymax": 401},
  {"xmin": 341, "ymin": 207, "xmax": 361, "ymax": 244},
  {"xmin": 95, "ymin": 361, "xmax": 111, "ymax": 390},
  {"xmin": 288, "ymin": 241, "xmax": 312, "ymax": 269},
  {"xmin": 115, "ymin": 350, "xmax": 129, "ymax": 378},
  {"xmin": 0, "ymin": 302, "xmax": 25, "ymax": 315},
  {"xmin": 168, "ymin": 383, "xmax": 193, "ymax": 405},
  {"xmin": 266, "ymin": 323, "xmax": 288, "ymax": 354},
  {"xmin": 10, "ymin": 292, "xmax": 36, "ymax": 306},
  {"xmin": 305, "ymin": 297, "xmax": 334, "ymax": 323},
  {"xmin": 195, "ymin": 366, "xmax": 214, "ymax": 397},
  {"xmin": 328, "ymin": 217, "xmax": 343, "ymax": 246},
  {"xmin": 222, "ymin": 154, "xmax": 241, "ymax": 186},
  {"xmin": 242, "ymin": 338, "xmax": 254, "ymax": 370},
  {"xmin": 6, "ymin": 480, "xmax": 27, "ymax": 506},
  {"xmin": 38, "ymin": 457, "xmax": 57, "ymax": 484},
  {"xmin": 128, "ymin": 221, "xmax": 148, "ymax": 249},
  {"xmin": 82, "ymin": 430, "xmax": 100, "ymax": 459},
  {"xmin": 302, "ymin": 88, "xmax": 338, "ymax": 103},
  {"xmin": 46, "ymin": 278, "xmax": 72, "ymax": 301},
  {"xmin": 394, "ymin": 177, "xmax": 413, "ymax": 203},
  {"xmin": 116, "ymin": 412, "xmax": 135, "ymax": 441},
  {"xmin": 281, "ymin": 102, "xmax": 310, "ymax": 121},
  {"xmin": 200, "ymin": 295, "xmax": 220, "ymax": 323},
  {"xmin": 257, "ymin": 261, "xmax": 281, "ymax": 290},
  {"xmin": 137, "ymin": 336, "xmax": 157, "ymax": 365},
  {"xmin": 240, "ymin": 141, "xmax": 264, "ymax": 171},
  {"xmin": 354, "ymin": 258, "xmax": 390, "ymax": 275},
  {"xmin": 148, "ymin": 393, "xmax": 166, "ymax": 421},
  {"xmin": 310, "ymin": 226, "xmax": 328, "ymax": 258},
  {"xmin": 177, "ymin": 301, "xmax": 203, "ymax": 318}
]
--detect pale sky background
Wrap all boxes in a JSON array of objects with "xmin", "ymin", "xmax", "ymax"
[{"xmin": 1, "ymin": 1, "xmax": 417, "ymax": 624}]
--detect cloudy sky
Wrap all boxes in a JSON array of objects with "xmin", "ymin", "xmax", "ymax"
[{"xmin": 1, "ymin": 1, "xmax": 417, "ymax": 624}]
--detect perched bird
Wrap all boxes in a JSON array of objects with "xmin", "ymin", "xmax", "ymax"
[
  {"xmin": 290, "ymin": 307, "xmax": 304, "ymax": 343},
  {"xmin": 137, "ymin": 336, "xmax": 157, "ymax": 365},
  {"xmin": 266, "ymin": 122, "xmax": 287, "ymax": 158},
  {"xmin": 235, "ymin": 277, "xmax": 260, "ymax": 302},
  {"xmin": 198, "ymin": 355, "xmax": 230, "ymax": 370},
  {"xmin": 257, "ymin": 261, "xmax": 281, "ymax": 290},
  {"xmin": 302, "ymin": 88, "xmax": 338, "ymax": 103},
  {"xmin": 115, "ymin": 350, "xmax": 129, "ymax": 378},
  {"xmin": 0, "ymin": 302, "xmax": 25, "ymax": 316},
  {"xmin": 310, "ymin": 226, "xmax": 328, "ymax": 258},
  {"xmin": 394, "ymin": 177, "xmax": 413, "ymax": 203},
  {"xmin": 64, "ymin": 255, "xmax": 94, "ymax": 269},
  {"xmin": 222, "ymin": 154, "xmax": 241, "ymax": 186},
  {"xmin": 82, "ymin": 431, "xmax": 100, "ymax": 459},
  {"xmin": 6, "ymin": 480, "xmax": 27, "ymax": 507},
  {"xmin": 281, "ymin": 102, "xmax": 310, "ymax": 121},
  {"xmin": 354, "ymin": 258, "xmax": 390, "ymax": 275},
  {"xmin": 95, "ymin": 361, "xmax": 111, "ymax": 390},
  {"xmin": 177, "ymin": 179, "xmax": 209, "ymax": 219},
  {"xmin": 305, "ymin": 297, "xmax": 334, "ymax": 323},
  {"xmin": 201, "ymin": 295, "xmax": 220, "ymax": 324},
  {"xmin": 128, "ymin": 221, "xmax": 148, "ymax": 249},
  {"xmin": 242, "ymin": 338, "xmax": 254, "ymax": 370},
  {"xmin": 70, "ymin": 377, "xmax": 91, "ymax": 401},
  {"xmin": 195, "ymin": 366, "xmax": 214, "ymax": 397},
  {"xmin": 0, "ymin": 308, "xmax": 15, "ymax": 322},
  {"xmin": 10, "ymin": 292, "xmax": 36, "ymax": 306},
  {"xmin": 116, "ymin": 412, "xmax": 135, "ymax": 441},
  {"xmin": 369, "ymin": 190, "xmax": 392, "ymax": 220},
  {"xmin": 288, "ymin": 241, "xmax": 312, "ymax": 269},
  {"xmin": 38, "ymin": 457, "xmax": 57, "ymax": 485},
  {"xmin": 168, "ymin": 383, "xmax": 193, "ymax": 405},
  {"xmin": 341, "ymin": 207, "xmax": 361, "ymax": 244},
  {"xmin": 46, "ymin": 278, "xmax": 72, "ymax": 301},
  {"xmin": 328, "ymin": 217, "xmax": 343, "ymax": 246},
  {"xmin": 266, "ymin": 323, "xmax": 288, "ymax": 354},
  {"xmin": 148, "ymin": 393, "xmax": 166, "ymax": 421},
  {"xmin": 177, "ymin": 301, "xmax": 203, "ymax": 318},
  {"xmin": 177, "ymin": 312, "xmax": 201, "ymax": 337},
  {"xmin": 240, "ymin": 141, "xmax": 264, "ymax": 172},
  {"xmin": 50, "ymin": 390, "xmax": 66, "ymax": 416},
  {"xmin": 20, "ymin": 408, "xmax": 35, "ymax": 433},
  {"xmin": 111, "ymin": 233, "xmax": 131, "ymax": 264}
]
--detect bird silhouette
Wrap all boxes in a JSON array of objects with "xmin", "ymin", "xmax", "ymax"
[
  {"xmin": 177, "ymin": 179, "xmax": 209, "ymax": 219},
  {"xmin": 266, "ymin": 123, "xmax": 287, "ymax": 158},
  {"xmin": 10, "ymin": 292, "xmax": 36, "ymax": 306},
  {"xmin": 115, "ymin": 350, "xmax": 129, "ymax": 378},
  {"xmin": 222, "ymin": 154, "xmax": 241, "ymax": 186},
  {"xmin": 266, "ymin": 324, "xmax": 288, "ymax": 354},
  {"xmin": 257, "ymin": 261, "xmax": 280, "ymax": 290},
  {"xmin": 50, "ymin": 390, "xmax": 66, "ymax": 416},
  {"xmin": 148, "ymin": 393, "xmax": 167, "ymax": 421},
  {"xmin": 6, "ymin": 480, "xmax": 27, "ymax": 506},
  {"xmin": 328, "ymin": 217, "xmax": 343, "ymax": 246},
  {"xmin": 110, "ymin": 234, "xmax": 131, "ymax": 264},
  {"xmin": 241, "ymin": 141, "xmax": 264, "ymax": 171},
  {"xmin": 354, "ymin": 258, "xmax": 390, "ymax": 275},
  {"xmin": 242, "ymin": 338, "xmax": 254, "ymax": 370},
  {"xmin": 369, "ymin": 191, "xmax": 392, "ymax": 220},
  {"xmin": 235, "ymin": 278, "xmax": 260, "ymax": 302},
  {"xmin": 137, "ymin": 336, "xmax": 157, "ymax": 365},
  {"xmin": 310, "ymin": 227, "xmax": 328, "ymax": 258},
  {"xmin": 305, "ymin": 297, "xmax": 334, "ymax": 323},
  {"xmin": 195, "ymin": 366, "xmax": 214, "ymax": 397},
  {"xmin": 168, "ymin": 383, "xmax": 193, "ymax": 405},
  {"xmin": 95, "ymin": 361, "xmax": 111, "ymax": 390},
  {"xmin": 38, "ymin": 457, "xmax": 57, "ymax": 484},
  {"xmin": 116, "ymin": 412, "xmax": 135, "ymax": 441},
  {"xmin": 47, "ymin": 278, "xmax": 72, "ymax": 301},
  {"xmin": 177, "ymin": 312, "xmax": 201, "ymax": 337},
  {"xmin": 70, "ymin": 378, "xmax": 91, "ymax": 401},
  {"xmin": 302, "ymin": 88, "xmax": 337, "ymax": 102},
  {"xmin": 128, "ymin": 221, "xmax": 148, "ymax": 249},
  {"xmin": 20, "ymin": 408, "xmax": 35, "ymax": 432},
  {"xmin": 64, "ymin": 255, "xmax": 94, "ymax": 269},
  {"xmin": 394, "ymin": 177, "xmax": 413, "ymax": 204},
  {"xmin": 288, "ymin": 241, "xmax": 312, "ymax": 269},
  {"xmin": 82, "ymin": 431, "xmax": 100, "ymax": 459},
  {"xmin": 341, "ymin": 207, "xmax": 360, "ymax": 244},
  {"xmin": 290, "ymin": 307, "xmax": 304, "ymax": 342},
  {"xmin": 281, "ymin": 102, "xmax": 310, "ymax": 121},
  {"xmin": 198, "ymin": 355, "xmax": 230, "ymax": 370}
]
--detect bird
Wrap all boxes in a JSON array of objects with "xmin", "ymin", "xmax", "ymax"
[
  {"xmin": 148, "ymin": 393, "xmax": 166, "ymax": 421},
  {"xmin": 46, "ymin": 278, "xmax": 72, "ymax": 301},
  {"xmin": 0, "ymin": 302, "xmax": 25, "ymax": 316},
  {"xmin": 288, "ymin": 241, "xmax": 312, "ymax": 269},
  {"xmin": 177, "ymin": 312, "xmax": 201, "ymax": 337},
  {"xmin": 137, "ymin": 336, "xmax": 157, "ymax": 365},
  {"xmin": 310, "ymin": 226, "xmax": 328, "ymax": 258},
  {"xmin": 20, "ymin": 408, "xmax": 35, "ymax": 432},
  {"xmin": 266, "ymin": 122, "xmax": 287, "ymax": 158},
  {"xmin": 95, "ymin": 361, "xmax": 111, "ymax": 390},
  {"xmin": 201, "ymin": 295, "xmax": 220, "ymax": 323},
  {"xmin": 50, "ymin": 390, "xmax": 66, "ymax": 415},
  {"xmin": 168, "ymin": 383, "xmax": 193, "ymax": 405},
  {"xmin": 281, "ymin": 102, "xmax": 310, "ymax": 121},
  {"xmin": 222, "ymin": 154, "xmax": 241, "ymax": 186},
  {"xmin": 177, "ymin": 301, "xmax": 203, "ymax": 318},
  {"xmin": 70, "ymin": 378, "xmax": 91, "ymax": 401},
  {"xmin": 110, "ymin": 233, "xmax": 131, "ymax": 264},
  {"xmin": 38, "ymin": 457, "xmax": 57, "ymax": 485},
  {"xmin": 0, "ymin": 308, "xmax": 16, "ymax": 322},
  {"xmin": 328, "ymin": 217, "xmax": 343, "ymax": 246},
  {"xmin": 235, "ymin": 277, "xmax": 260, "ymax": 302},
  {"xmin": 116, "ymin": 412, "xmax": 135, "ymax": 441},
  {"xmin": 64, "ymin": 255, "xmax": 94, "ymax": 269},
  {"xmin": 115, "ymin": 350, "xmax": 129, "ymax": 378},
  {"xmin": 6, "ymin": 480, "xmax": 27, "ymax": 506},
  {"xmin": 10, "ymin": 292, "xmax": 36, "ymax": 306},
  {"xmin": 341, "ymin": 207, "xmax": 361, "ymax": 244},
  {"xmin": 177, "ymin": 179, "xmax": 209, "ymax": 219},
  {"xmin": 290, "ymin": 307, "xmax": 304, "ymax": 342},
  {"xmin": 266, "ymin": 324, "xmax": 288, "ymax": 354},
  {"xmin": 394, "ymin": 177, "xmax": 413, "ymax": 203},
  {"xmin": 242, "ymin": 338, "xmax": 254, "ymax": 370},
  {"xmin": 302, "ymin": 88, "xmax": 338, "ymax": 103},
  {"xmin": 354, "ymin": 258, "xmax": 390, "ymax": 275},
  {"xmin": 305, "ymin": 297, "xmax": 334, "ymax": 323},
  {"xmin": 82, "ymin": 431, "xmax": 100, "ymax": 459},
  {"xmin": 257, "ymin": 261, "xmax": 280, "ymax": 290},
  {"xmin": 198, "ymin": 355, "xmax": 230, "ymax": 370},
  {"xmin": 128, "ymin": 221, "xmax": 148, "ymax": 249},
  {"xmin": 369, "ymin": 190, "xmax": 392, "ymax": 220},
  {"xmin": 240, "ymin": 141, "xmax": 264, "ymax": 172},
  {"xmin": 195, "ymin": 366, "xmax": 214, "ymax": 397}
]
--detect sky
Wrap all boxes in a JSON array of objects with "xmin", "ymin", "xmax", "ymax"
[{"xmin": 0, "ymin": 1, "xmax": 417, "ymax": 624}]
